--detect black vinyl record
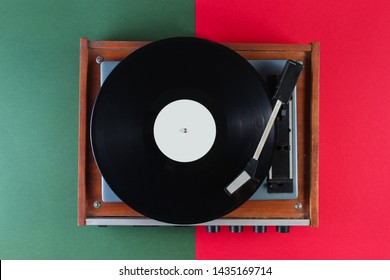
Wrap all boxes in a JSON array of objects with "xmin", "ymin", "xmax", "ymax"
[{"xmin": 91, "ymin": 37, "xmax": 276, "ymax": 224}]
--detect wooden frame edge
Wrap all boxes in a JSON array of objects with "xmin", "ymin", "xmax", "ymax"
[
  {"xmin": 87, "ymin": 40, "xmax": 312, "ymax": 52},
  {"xmin": 309, "ymin": 42, "xmax": 320, "ymax": 227},
  {"xmin": 224, "ymin": 43, "xmax": 312, "ymax": 52},
  {"xmin": 78, "ymin": 39, "xmax": 319, "ymax": 227},
  {"xmin": 88, "ymin": 40, "xmax": 149, "ymax": 49},
  {"xmin": 78, "ymin": 38, "xmax": 89, "ymax": 226}
]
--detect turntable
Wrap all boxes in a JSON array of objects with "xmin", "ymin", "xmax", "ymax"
[{"xmin": 78, "ymin": 38, "xmax": 319, "ymax": 233}]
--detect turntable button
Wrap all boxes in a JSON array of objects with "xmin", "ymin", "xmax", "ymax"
[
  {"xmin": 253, "ymin": 226, "xmax": 267, "ymax": 233},
  {"xmin": 276, "ymin": 226, "xmax": 290, "ymax": 233},
  {"xmin": 230, "ymin": 226, "xmax": 243, "ymax": 233},
  {"xmin": 206, "ymin": 226, "xmax": 220, "ymax": 233}
]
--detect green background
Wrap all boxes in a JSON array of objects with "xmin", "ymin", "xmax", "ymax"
[{"xmin": 0, "ymin": 0, "xmax": 195, "ymax": 259}]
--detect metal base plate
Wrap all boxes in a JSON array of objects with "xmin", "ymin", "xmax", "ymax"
[{"xmin": 100, "ymin": 60, "xmax": 298, "ymax": 203}]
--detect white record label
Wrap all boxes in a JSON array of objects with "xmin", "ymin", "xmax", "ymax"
[{"xmin": 153, "ymin": 99, "xmax": 216, "ymax": 163}]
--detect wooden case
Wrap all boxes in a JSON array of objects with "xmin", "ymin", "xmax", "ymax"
[{"xmin": 78, "ymin": 38, "xmax": 319, "ymax": 227}]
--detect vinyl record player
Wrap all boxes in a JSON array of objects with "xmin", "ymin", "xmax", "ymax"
[{"xmin": 78, "ymin": 38, "xmax": 319, "ymax": 232}]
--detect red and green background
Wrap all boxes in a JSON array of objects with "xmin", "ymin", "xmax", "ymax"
[{"xmin": 1, "ymin": 0, "xmax": 390, "ymax": 259}]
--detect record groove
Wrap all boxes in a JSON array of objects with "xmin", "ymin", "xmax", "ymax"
[{"xmin": 91, "ymin": 37, "xmax": 275, "ymax": 224}]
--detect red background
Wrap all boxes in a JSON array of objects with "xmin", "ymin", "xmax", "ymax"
[{"xmin": 195, "ymin": 0, "xmax": 390, "ymax": 259}]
